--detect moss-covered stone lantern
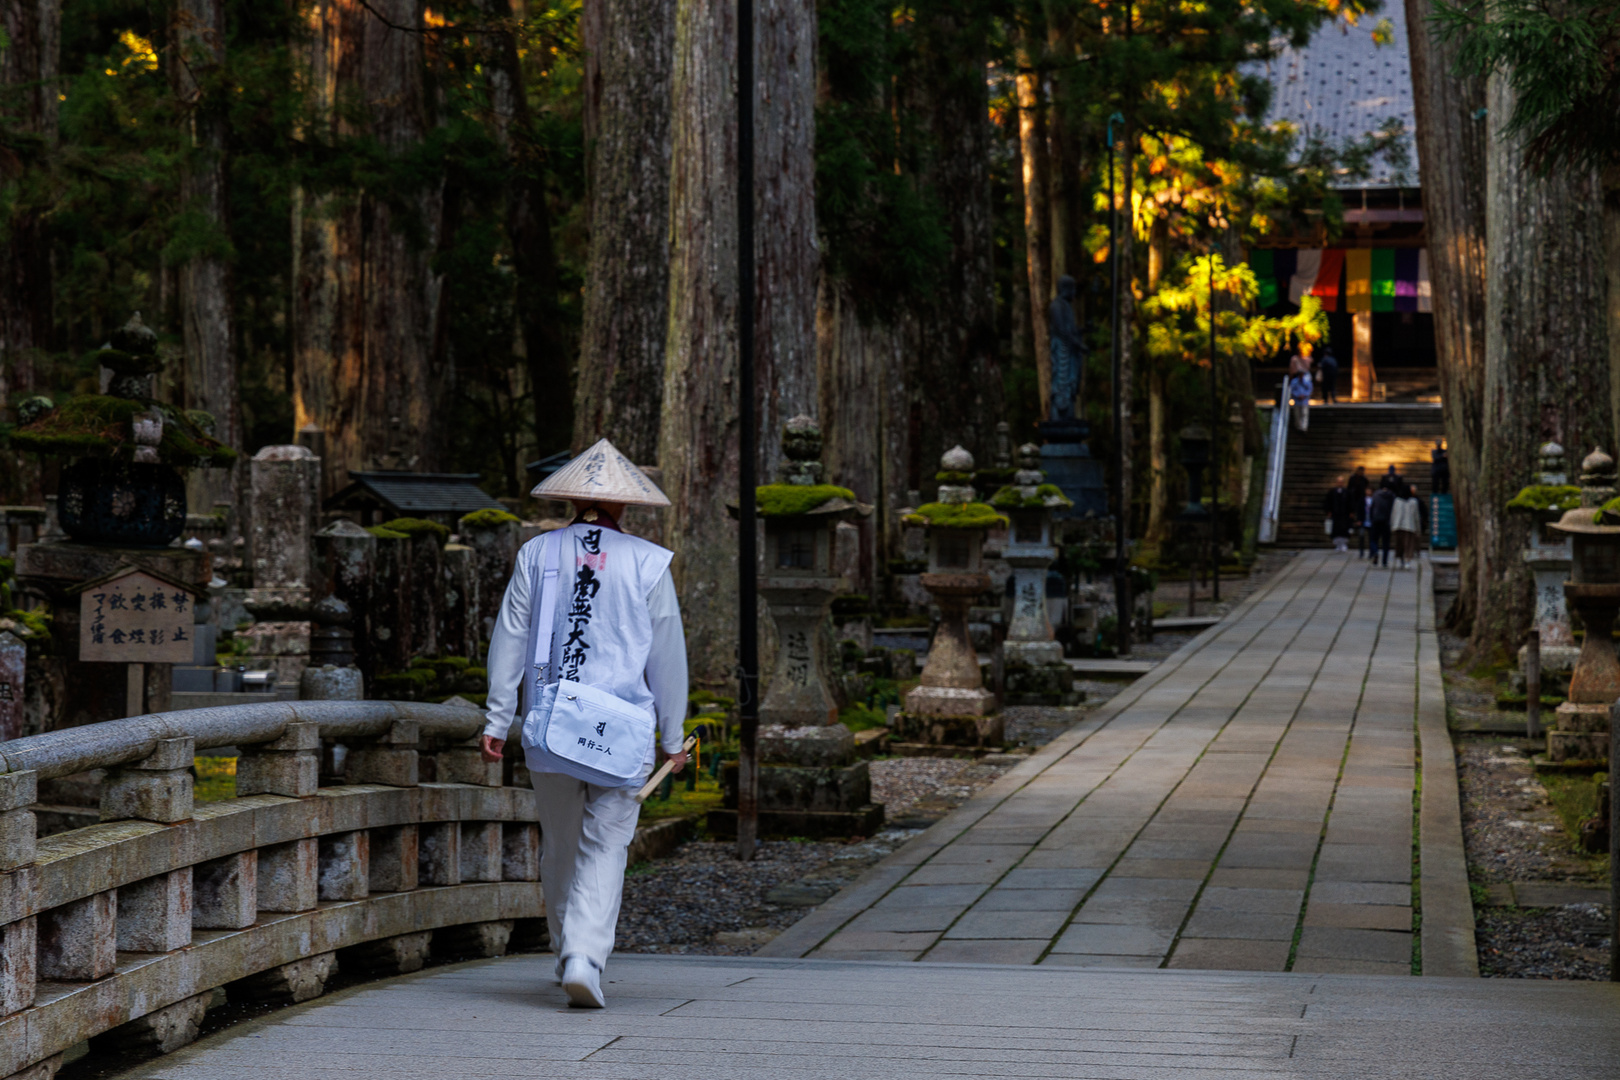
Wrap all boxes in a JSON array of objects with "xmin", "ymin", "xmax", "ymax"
[
  {"xmin": 990, "ymin": 442, "xmax": 1077, "ymax": 705},
  {"xmin": 1547, "ymin": 447, "xmax": 1620, "ymax": 762},
  {"xmin": 8, "ymin": 313, "xmax": 235, "ymax": 547},
  {"xmin": 755, "ymin": 416, "xmax": 870, "ymax": 727},
  {"xmin": 1508, "ymin": 442, "xmax": 1579, "ymax": 682},
  {"xmin": 895, "ymin": 446, "xmax": 1008, "ymax": 749}
]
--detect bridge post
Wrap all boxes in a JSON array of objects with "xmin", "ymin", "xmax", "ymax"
[
  {"xmin": 100, "ymin": 737, "xmax": 194, "ymax": 823},
  {"xmin": 237, "ymin": 721, "xmax": 320, "ymax": 797},
  {"xmin": 345, "ymin": 720, "xmax": 419, "ymax": 787},
  {"xmin": 0, "ymin": 771, "xmax": 37, "ymax": 1017}
]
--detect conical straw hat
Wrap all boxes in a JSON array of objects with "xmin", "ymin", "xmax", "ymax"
[{"xmin": 531, "ymin": 438, "xmax": 671, "ymax": 507}]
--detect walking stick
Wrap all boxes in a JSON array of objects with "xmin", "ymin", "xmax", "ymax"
[{"xmin": 635, "ymin": 735, "xmax": 699, "ymax": 804}]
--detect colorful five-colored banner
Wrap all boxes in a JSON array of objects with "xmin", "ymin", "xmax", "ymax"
[{"xmin": 1248, "ymin": 249, "xmax": 1431, "ymax": 314}]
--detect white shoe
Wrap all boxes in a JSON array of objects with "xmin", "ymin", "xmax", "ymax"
[{"xmin": 561, "ymin": 955, "xmax": 605, "ymax": 1009}]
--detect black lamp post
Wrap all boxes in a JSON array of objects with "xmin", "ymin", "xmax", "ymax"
[
  {"xmin": 1107, "ymin": 110, "xmax": 1128, "ymax": 655},
  {"xmin": 1178, "ymin": 425, "xmax": 1211, "ymax": 617},
  {"xmin": 736, "ymin": 0, "xmax": 759, "ymax": 861}
]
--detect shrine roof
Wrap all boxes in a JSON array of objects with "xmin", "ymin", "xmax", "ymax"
[{"xmin": 326, "ymin": 472, "xmax": 505, "ymax": 517}]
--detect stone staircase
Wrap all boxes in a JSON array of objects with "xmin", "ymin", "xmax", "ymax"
[{"xmin": 1276, "ymin": 403, "xmax": 1446, "ymax": 548}]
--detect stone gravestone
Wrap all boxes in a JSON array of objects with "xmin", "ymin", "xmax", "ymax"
[
  {"xmin": 993, "ymin": 444, "xmax": 1081, "ymax": 705},
  {"xmin": 0, "ymin": 631, "xmax": 23, "ymax": 741},
  {"xmin": 240, "ymin": 445, "xmax": 321, "ymax": 685}
]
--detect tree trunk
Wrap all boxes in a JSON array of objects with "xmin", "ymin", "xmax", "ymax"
[
  {"xmin": 574, "ymin": 0, "xmax": 675, "ymax": 463},
  {"xmin": 293, "ymin": 0, "xmax": 447, "ymax": 498},
  {"xmin": 1016, "ymin": 27, "xmax": 1052, "ymax": 415},
  {"xmin": 1405, "ymin": 0, "xmax": 1487, "ymax": 637},
  {"xmin": 817, "ymin": 275, "xmax": 903, "ymax": 596},
  {"xmin": 1119, "ymin": 126, "xmax": 1137, "ymax": 536},
  {"xmin": 907, "ymin": 9, "xmax": 1002, "ymax": 475},
  {"xmin": 752, "ymin": 0, "xmax": 818, "ymax": 479},
  {"xmin": 1144, "ymin": 219, "xmax": 1168, "ymax": 542},
  {"xmin": 171, "ymin": 0, "xmax": 238, "ymax": 514},
  {"xmin": 661, "ymin": 0, "xmax": 740, "ymax": 689},
  {"xmin": 0, "ymin": 0, "xmax": 59, "ymax": 503},
  {"xmin": 1478, "ymin": 73, "xmax": 1612, "ymax": 659}
]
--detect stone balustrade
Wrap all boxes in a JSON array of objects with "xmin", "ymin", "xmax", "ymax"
[{"xmin": 0, "ymin": 701, "xmax": 544, "ymax": 1080}]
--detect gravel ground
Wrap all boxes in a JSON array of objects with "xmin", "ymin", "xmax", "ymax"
[
  {"xmin": 617, "ymin": 830, "xmax": 920, "ymax": 955},
  {"xmin": 1476, "ymin": 904, "xmax": 1612, "ymax": 981},
  {"xmin": 1455, "ymin": 739, "xmax": 1592, "ymax": 884}
]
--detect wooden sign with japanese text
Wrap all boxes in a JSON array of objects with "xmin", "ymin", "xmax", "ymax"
[{"xmin": 79, "ymin": 569, "xmax": 195, "ymax": 663}]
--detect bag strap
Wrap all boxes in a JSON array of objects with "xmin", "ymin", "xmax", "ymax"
[{"xmin": 532, "ymin": 530, "xmax": 563, "ymax": 691}]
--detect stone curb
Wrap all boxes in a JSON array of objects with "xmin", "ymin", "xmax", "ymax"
[
  {"xmin": 1416, "ymin": 554, "xmax": 1479, "ymax": 977},
  {"xmin": 758, "ymin": 555, "xmax": 1300, "ymax": 961}
]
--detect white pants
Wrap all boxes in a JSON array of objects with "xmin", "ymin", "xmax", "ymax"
[{"xmin": 529, "ymin": 770, "xmax": 642, "ymax": 970}]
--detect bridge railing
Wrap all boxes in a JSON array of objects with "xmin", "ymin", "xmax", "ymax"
[
  {"xmin": 1258, "ymin": 377, "xmax": 1290, "ymax": 544},
  {"xmin": 0, "ymin": 701, "xmax": 545, "ymax": 1080}
]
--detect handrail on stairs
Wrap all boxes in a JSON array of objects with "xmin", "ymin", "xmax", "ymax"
[{"xmin": 1259, "ymin": 377, "xmax": 1289, "ymax": 544}]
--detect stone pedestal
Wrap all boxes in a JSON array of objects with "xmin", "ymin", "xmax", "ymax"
[
  {"xmin": 1550, "ymin": 582, "xmax": 1620, "ymax": 762},
  {"xmin": 1521, "ymin": 549, "xmax": 1580, "ymax": 683},
  {"xmin": 709, "ymin": 724, "xmax": 884, "ymax": 838},
  {"xmin": 243, "ymin": 446, "xmax": 320, "ymax": 686},
  {"xmin": 1037, "ymin": 420, "xmax": 1107, "ymax": 520},
  {"xmin": 897, "ymin": 572, "xmax": 1002, "ymax": 749},
  {"xmin": 1000, "ymin": 491, "xmax": 1080, "ymax": 706},
  {"xmin": 759, "ymin": 576, "xmax": 841, "ymax": 727}
]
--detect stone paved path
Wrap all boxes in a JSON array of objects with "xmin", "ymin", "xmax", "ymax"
[
  {"xmin": 124, "ymin": 954, "xmax": 1620, "ymax": 1079},
  {"xmin": 764, "ymin": 550, "xmax": 1434, "ymax": 972}
]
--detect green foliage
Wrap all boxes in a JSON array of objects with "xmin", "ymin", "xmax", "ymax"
[
  {"xmin": 1508, "ymin": 485, "xmax": 1582, "ymax": 513},
  {"xmin": 839, "ymin": 702, "xmax": 888, "ymax": 732},
  {"xmin": 379, "ymin": 518, "xmax": 451, "ymax": 544},
  {"xmin": 1437, "ymin": 0, "xmax": 1620, "ymax": 173},
  {"xmin": 459, "ymin": 508, "xmax": 522, "ymax": 530},
  {"xmin": 193, "ymin": 757, "xmax": 237, "ymax": 804},
  {"xmin": 8, "ymin": 394, "xmax": 237, "ymax": 464},
  {"xmin": 367, "ymin": 526, "xmax": 409, "ymax": 540},
  {"xmin": 901, "ymin": 502, "xmax": 1008, "ymax": 530},
  {"xmin": 754, "ymin": 484, "xmax": 856, "ymax": 517}
]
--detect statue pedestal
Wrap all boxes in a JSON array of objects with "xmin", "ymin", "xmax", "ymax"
[
  {"xmin": 897, "ymin": 572, "xmax": 1002, "ymax": 751},
  {"xmin": 1519, "ymin": 547, "xmax": 1579, "ymax": 686},
  {"xmin": 1038, "ymin": 421, "xmax": 1107, "ymax": 520},
  {"xmin": 708, "ymin": 724, "xmax": 884, "ymax": 839},
  {"xmin": 758, "ymin": 576, "xmax": 841, "ymax": 727},
  {"xmin": 1002, "ymin": 537, "xmax": 1080, "ymax": 707},
  {"xmin": 1549, "ymin": 583, "xmax": 1620, "ymax": 763}
]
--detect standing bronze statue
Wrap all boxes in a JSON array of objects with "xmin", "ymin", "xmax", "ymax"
[{"xmin": 1048, "ymin": 275, "xmax": 1086, "ymax": 421}]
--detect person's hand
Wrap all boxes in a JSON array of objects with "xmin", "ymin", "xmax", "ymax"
[
  {"xmin": 660, "ymin": 749, "xmax": 688, "ymax": 775},
  {"xmin": 480, "ymin": 735, "xmax": 504, "ymax": 763}
]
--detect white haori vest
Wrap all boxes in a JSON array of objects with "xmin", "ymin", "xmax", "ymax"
[{"xmin": 517, "ymin": 523, "xmax": 675, "ymax": 773}]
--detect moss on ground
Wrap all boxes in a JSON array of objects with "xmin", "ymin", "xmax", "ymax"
[
  {"xmin": 194, "ymin": 757, "xmax": 237, "ymax": 804},
  {"xmin": 754, "ymin": 483, "xmax": 856, "ymax": 517}
]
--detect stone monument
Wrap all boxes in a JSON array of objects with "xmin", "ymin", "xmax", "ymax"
[
  {"xmin": 1546, "ymin": 448, "xmax": 1620, "ymax": 763},
  {"xmin": 1048, "ymin": 276, "xmax": 1085, "ymax": 423},
  {"xmin": 1036, "ymin": 279, "xmax": 1107, "ymax": 519},
  {"xmin": 8, "ymin": 314, "xmax": 229, "ymax": 725},
  {"xmin": 1510, "ymin": 442, "xmax": 1579, "ymax": 687},
  {"xmin": 992, "ymin": 444, "xmax": 1079, "ymax": 706},
  {"xmin": 709, "ymin": 416, "xmax": 882, "ymax": 838},
  {"xmin": 893, "ymin": 447, "xmax": 1007, "ymax": 752}
]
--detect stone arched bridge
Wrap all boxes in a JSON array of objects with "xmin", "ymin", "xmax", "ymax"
[{"xmin": 0, "ymin": 701, "xmax": 543, "ymax": 1080}]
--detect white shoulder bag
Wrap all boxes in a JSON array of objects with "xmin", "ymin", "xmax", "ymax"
[{"xmin": 520, "ymin": 532, "xmax": 656, "ymax": 787}]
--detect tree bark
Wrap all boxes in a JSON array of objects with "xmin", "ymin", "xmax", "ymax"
[
  {"xmin": 661, "ymin": 0, "xmax": 741, "ymax": 690},
  {"xmin": 907, "ymin": 9, "xmax": 1002, "ymax": 476},
  {"xmin": 574, "ymin": 0, "xmax": 675, "ymax": 463},
  {"xmin": 1016, "ymin": 27, "xmax": 1052, "ymax": 416},
  {"xmin": 752, "ymin": 0, "xmax": 818, "ymax": 479},
  {"xmin": 171, "ymin": 0, "xmax": 239, "ymax": 514},
  {"xmin": 1119, "ymin": 125, "xmax": 1137, "ymax": 536},
  {"xmin": 1144, "ymin": 219, "xmax": 1168, "ymax": 542},
  {"xmin": 0, "ymin": 0, "xmax": 58, "ymax": 503},
  {"xmin": 1405, "ymin": 0, "xmax": 1488, "ymax": 637},
  {"xmin": 1478, "ymin": 73, "xmax": 1612, "ymax": 658},
  {"xmin": 293, "ymin": 0, "xmax": 447, "ymax": 498}
]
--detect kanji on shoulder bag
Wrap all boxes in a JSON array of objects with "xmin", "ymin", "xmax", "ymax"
[{"xmin": 520, "ymin": 533, "xmax": 655, "ymax": 786}]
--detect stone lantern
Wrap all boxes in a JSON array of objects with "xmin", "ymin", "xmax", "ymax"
[
  {"xmin": 709, "ymin": 416, "xmax": 883, "ymax": 839},
  {"xmin": 894, "ymin": 446, "xmax": 1008, "ymax": 751},
  {"xmin": 756, "ymin": 416, "xmax": 869, "ymax": 728},
  {"xmin": 1177, "ymin": 426, "xmax": 1212, "ymax": 521},
  {"xmin": 1547, "ymin": 448, "xmax": 1620, "ymax": 763},
  {"xmin": 992, "ymin": 443, "xmax": 1078, "ymax": 705},
  {"xmin": 1510, "ymin": 442, "xmax": 1579, "ymax": 685}
]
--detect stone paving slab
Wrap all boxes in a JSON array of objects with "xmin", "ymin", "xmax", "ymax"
[
  {"xmin": 767, "ymin": 551, "xmax": 1467, "ymax": 974},
  {"xmin": 122, "ymin": 954, "xmax": 1620, "ymax": 1079}
]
